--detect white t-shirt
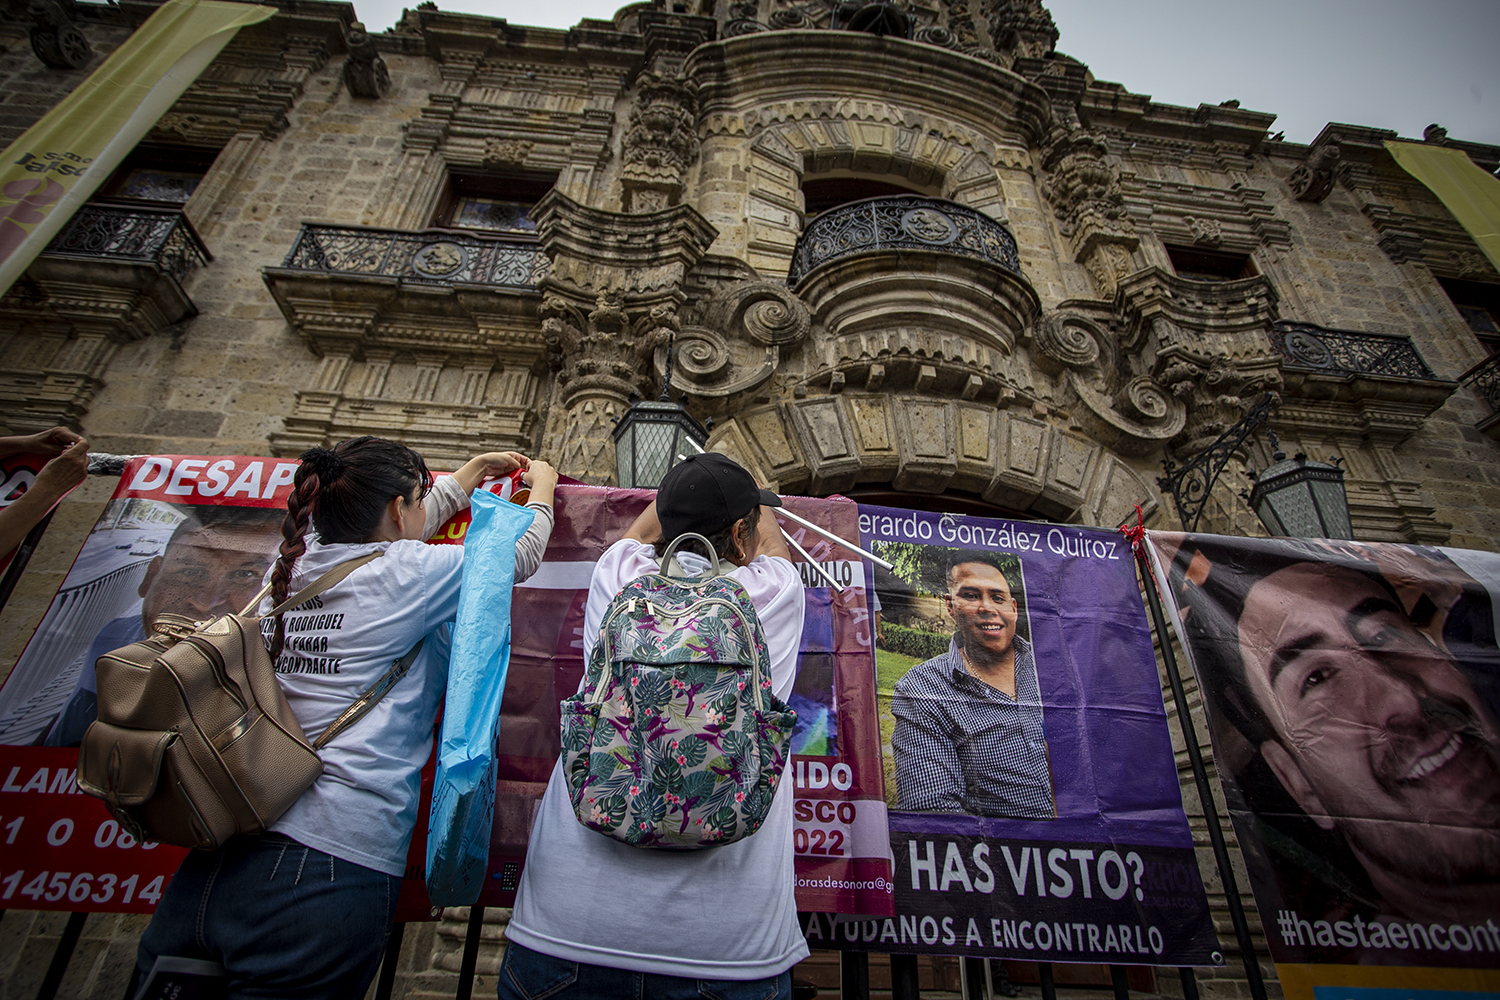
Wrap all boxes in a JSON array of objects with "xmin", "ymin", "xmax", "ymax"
[
  {"xmin": 506, "ymin": 538, "xmax": 809, "ymax": 980},
  {"xmin": 261, "ymin": 477, "xmax": 553, "ymax": 877}
]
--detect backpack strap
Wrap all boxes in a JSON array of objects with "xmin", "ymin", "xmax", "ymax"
[
  {"xmin": 312, "ymin": 638, "xmax": 424, "ymax": 749},
  {"xmin": 239, "ymin": 552, "xmax": 385, "ymax": 618},
  {"xmin": 239, "ymin": 551, "xmax": 415, "ymax": 749},
  {"xmin": 657, "ymin": 533, "xmax": 734, "ymax": 581}
]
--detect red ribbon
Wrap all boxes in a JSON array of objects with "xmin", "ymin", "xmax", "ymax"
[{"xmin": 1119, "ymin": 503, "xmax": 1147, "ymax": 555}]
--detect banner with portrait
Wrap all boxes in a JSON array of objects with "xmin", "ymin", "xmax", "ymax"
[
  {"xmin": 1146, "ymin": 532, "xmax": 1500, "ymax": 997},
  {"xmin": 804, "ymin": 507, "xmax": 1221, "ymax": 966},
  {"xmin": 0, "ymin": 455, "xmax": 895, "ymax": 919}
]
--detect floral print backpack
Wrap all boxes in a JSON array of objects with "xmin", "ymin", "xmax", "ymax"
[{"xmin": 560, "ymin": 533, "xmax": 797, "ymax": 849}]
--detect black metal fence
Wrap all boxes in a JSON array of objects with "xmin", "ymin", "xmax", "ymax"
[
  {"xmin": 1270, "ymin": 320, "xmax": 1437, "ymax": 380},
  {"xmin": 788, "ymin": 196, "xmax": 1022, "ymax": 286},
  {"xmin": 45, "ymin": 203, "xmax": 210, "ymax": 284},
  {"xmin": 280, "ymin": 223, "xmax": 548, "ymax": 288}
]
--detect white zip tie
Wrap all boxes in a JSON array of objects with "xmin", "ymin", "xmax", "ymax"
[{"xmin": 775, "ymin": 506, "xmax": 894, "ymax": 571}]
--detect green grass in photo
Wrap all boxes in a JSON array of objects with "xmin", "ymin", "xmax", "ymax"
[{"xmin": 876, "ymin": 644, "xmax": 929, "ymax": 810}]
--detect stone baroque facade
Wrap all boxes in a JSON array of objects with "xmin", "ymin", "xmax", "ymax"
[{"xmin": 2, "ymin": 0, "xmax": 1499, "ymax": 995}]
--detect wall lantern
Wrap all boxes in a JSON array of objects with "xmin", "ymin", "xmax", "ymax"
[
  {"xmin": 1247, "ymin": 451, "xmax": 1354, "ymax": 539},
  {"xmin": 611, "ymin": 339, "xmax": 710, "ymax": 489},
  {"xmin": 1159, "ymin": 392, "xmax": 1355, "ymax": 539}
]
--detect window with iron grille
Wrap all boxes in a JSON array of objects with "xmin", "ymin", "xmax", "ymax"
[
  {"xmin": 433, "ymin": 173, "xmax": 554, "ymax": 234},
  {"xmin": 1164, "ymin": 244, "xmax": 1255, "ymax": 282},
  {"xmin": 1438, "ymin": 276, "xmax": 1500, "ymax": 356}
]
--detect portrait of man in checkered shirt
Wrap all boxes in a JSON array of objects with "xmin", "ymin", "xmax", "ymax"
[{"xmin": 888, "ymin": 550, "xmax": 1056, "ymax": 818}]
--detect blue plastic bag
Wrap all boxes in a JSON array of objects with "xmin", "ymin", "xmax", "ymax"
[{"xmin": 426, "ymin": 490, "xmax": 535, "ymax": 906}]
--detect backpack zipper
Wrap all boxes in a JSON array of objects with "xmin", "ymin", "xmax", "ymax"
[{"xmin": 181, "ymin": 632, "xmax": 248, "ymax": 713}]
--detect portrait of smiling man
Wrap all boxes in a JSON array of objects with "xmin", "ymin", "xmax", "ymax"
[
  {"xmin": 889, "ymin": 552, "xmax": 1055, "ymax": 818},
  {"xmin": 1171, "ymin": 535, "xmax": 1500, "ymax": 950}
]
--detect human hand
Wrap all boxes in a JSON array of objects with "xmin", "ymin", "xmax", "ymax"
[
  {"xmin": 521, "ymin": 460, "xmax": 558, "ymax": 492},
  {"xmin": 472, "ymin": 451, "xmax": 529, "ymax": 480},
  {"xmin": 32, "ymin": 436, "xmax": 89, "ymax": 495},
  {"xmin": 24, "ymin": 426, "xmax": 84, "ymax": 457}
]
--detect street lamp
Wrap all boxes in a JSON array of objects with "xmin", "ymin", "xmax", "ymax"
[
  {"xmin": 1247, "ymin": 449, "xmax": 1354, "ymax": 540},
  {"xmin": 611, "ymin": 338, "xmax": 710, "ymax": 489}
]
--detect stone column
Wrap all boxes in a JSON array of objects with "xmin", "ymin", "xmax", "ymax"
[{"xmin": 532, "ymin": 190, "xmax": 717, "ymax": 483}]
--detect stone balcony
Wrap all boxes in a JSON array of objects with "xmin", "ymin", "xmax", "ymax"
[
  {"xmin": 260, "ymin": 224, "xmax": 552, "ymax": 462},
  {"xmin": 0, "ymin": 202, "xmax": 211, "ymax": 432},
  {"xmin": 1268, "ymin": 319, "xmax": 1459, "ymax": 544},
  {"xmin": 788, "ymin": 195, "xmax": 1023, "ymax": 287},
  {"xmin": 789, "ymin": 196, "xmax": 1040, "ymax": 402},
  {"xmin": 1268, "ymin": 319, "xmax": 1455, "ymax": 416}
]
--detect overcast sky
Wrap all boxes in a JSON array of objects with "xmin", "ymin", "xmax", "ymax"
[{"xmin": 341, "ymin": 0, "xmax": 1498, "ymax": 148}]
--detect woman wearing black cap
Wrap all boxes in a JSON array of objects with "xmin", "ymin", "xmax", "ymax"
[{"xmin": 502, "ymin": 452, "xmax": 808, "ymax": 1000}]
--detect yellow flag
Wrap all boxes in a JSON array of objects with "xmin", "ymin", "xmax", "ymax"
[
  {"xmin": 1385, "ymin": 140, "xmax": 1500, "ymax": 276},
  {"xmin": 0, "ymin": 0, "xmax": 274, "ymax": 294}
]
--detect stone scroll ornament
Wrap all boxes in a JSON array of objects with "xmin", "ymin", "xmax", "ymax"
[{"xmin": 666, "ymin": 281, "xmax": 812, "ymax": 399}]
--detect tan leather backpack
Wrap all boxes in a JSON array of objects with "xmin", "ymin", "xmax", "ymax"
[{"xmin": 78, "ymin": 553, "xmax": 419, "ymax": 850}]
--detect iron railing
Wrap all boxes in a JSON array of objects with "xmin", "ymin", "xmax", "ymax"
[
  {"xmin": 45, "ymin": 202, "xmax": 210, "ymax": 284},
  {"xmin": 1270, "ymin": 320, "xmax": 1437, "ymax": 380},
  {"xmin": 788, "ymin": 195, "xmax": 1022, "ymax": 286},
  {"xmin": 281, "ymin": 223, "xmax": 548, "ymax": 288},
  {"xmin": 1460, "ymin": 351, "xmax": 1500, "ymax": 413}
]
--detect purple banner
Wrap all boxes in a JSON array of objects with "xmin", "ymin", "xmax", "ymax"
[{"xmin": 845, "ymin": 506, "xmax": 1220, "ymax": 966}]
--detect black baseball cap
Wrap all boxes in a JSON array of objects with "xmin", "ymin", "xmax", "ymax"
[{"xmin": 657, "ymin": 453, "xmax": 780, "ymax": 540}]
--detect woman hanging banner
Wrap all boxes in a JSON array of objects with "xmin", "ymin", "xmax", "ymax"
[
  {"xmin": 483, "ymin": 486, "xmax": 895, "ymax": 916},
  {"xmin": 0, "ymin": 455, "xmax": 895, "ymax": 919},
  {"xmin": 812, "ymin": 507, "xmax": 1222, "ymax": 967},
  {"xmin": 1146, "ymin": 532, "xmax": 1500, "ymax": 997}
]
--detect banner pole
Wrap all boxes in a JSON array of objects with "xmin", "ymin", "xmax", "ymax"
[{"xmin": 1135, "ymin": 549, "xmax": 1268, "ymax": 1000}]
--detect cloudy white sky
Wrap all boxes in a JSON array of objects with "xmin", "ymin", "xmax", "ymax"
[{"xmin": 339, "ymin": 0, "xmax": 1498, "ymax": 148}]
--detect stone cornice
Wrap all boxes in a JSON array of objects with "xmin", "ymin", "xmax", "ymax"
[
  {"xmin": 1078, "ymin": 84, "xmax": 1276, "ymax": 150},
  {"xmin": 685, "ymin": 31, "xmax": 1053, "ymax": 147}
]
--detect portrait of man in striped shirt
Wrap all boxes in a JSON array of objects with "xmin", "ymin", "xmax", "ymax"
[{"xmin": 889, "ymin": 551, "xmax": 1056, "ymax": 818}]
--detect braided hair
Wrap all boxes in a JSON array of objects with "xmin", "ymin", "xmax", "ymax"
[{"xmin": 267, "ymin": 437, "xmax": 430, "ymax": 660}]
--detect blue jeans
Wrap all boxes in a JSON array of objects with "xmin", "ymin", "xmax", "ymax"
[
  {"xmin": 138, "ymin": 833, "xmax": 399, "ymax": 1000},
  {"xmin": 497, "ymin": 941, "xmax": 791, "ymax": 1000}
]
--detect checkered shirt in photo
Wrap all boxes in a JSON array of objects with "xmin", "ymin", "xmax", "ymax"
[{"xmin": 889, "ymin": 634, "xmax": 1055, "ymax": 818}]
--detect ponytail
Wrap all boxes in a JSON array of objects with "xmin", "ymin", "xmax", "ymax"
[{"xmin": 266, "ymin": 437, "xmax": 430, "ymax": 662}]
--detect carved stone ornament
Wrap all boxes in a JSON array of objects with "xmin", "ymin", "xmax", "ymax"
[
  {"xmin": 704, "ymin": 280, "xmax": 812, "ymax": 347},
  {"xmin": 913, "ymin": 24, "xmax": 960, "ymax": 49},
  {"xmin": 482, "ymin": 138, "xmax": 534, "ymax": 169},
  {"xmin": 1185, "ymin": 215, "xmax": 1223, "ymax": 247},
  {"xmin": 411, "ymin": 242, "xmax": 467, "ymax": 278},
  {"xmin": 1288, "ymin": 142, "xmax": 1340, "ymax": 202},
  {"xmin": 722, "ymin": 17, "xmax": 769, "ymax": 36},
  {"xmin": 342, "ymin": 22, "xmax": 391, "ymax": 99},
  {"xmin": 620, "ymin": 73, "xmax": 701, "ymax": 213},
  {"xmin": 1082, "ymin": 243, "xmax": 1133, "ymax": 298},
  {"xmin": 768, "ymin": 7, "xmax": 814, "ymax": 29},
  {"xmin": 1067, "ymin": 371, "xmax": 1186, "ymax": 457},
  {"xmin": 29, "ymin": 0, "xmax": 91, "ymax": 70},
  {"xmin": 987, "ymin": 0, "xmax": 1059, "ymax": 59},
  {"xmin": 1026, "ymin": 311, "xmax": 1101, "ymax": 375},
  {"xmin": 1040, "ymin": 125, "xmax": 1138, "ymax": 269}
]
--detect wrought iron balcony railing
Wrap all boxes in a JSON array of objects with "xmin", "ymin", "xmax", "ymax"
[
  {"xmin": 45, "ymin": 202, "xmax": 210, "ymax": 284},
  {"xmin": 1270, "ymin": 320, "xmax": 1438, "ymax": 380},
  {"xmin": 1460, "ymin": 351, "xmax": 1500, "ymax": 413},
  {"xmin": 788, "ymin": 195, "xmax": 1022, "ymax": 286},
  {"xmin": 281, "ymin": 224, "xmax": 548, "ymax": 288}
]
